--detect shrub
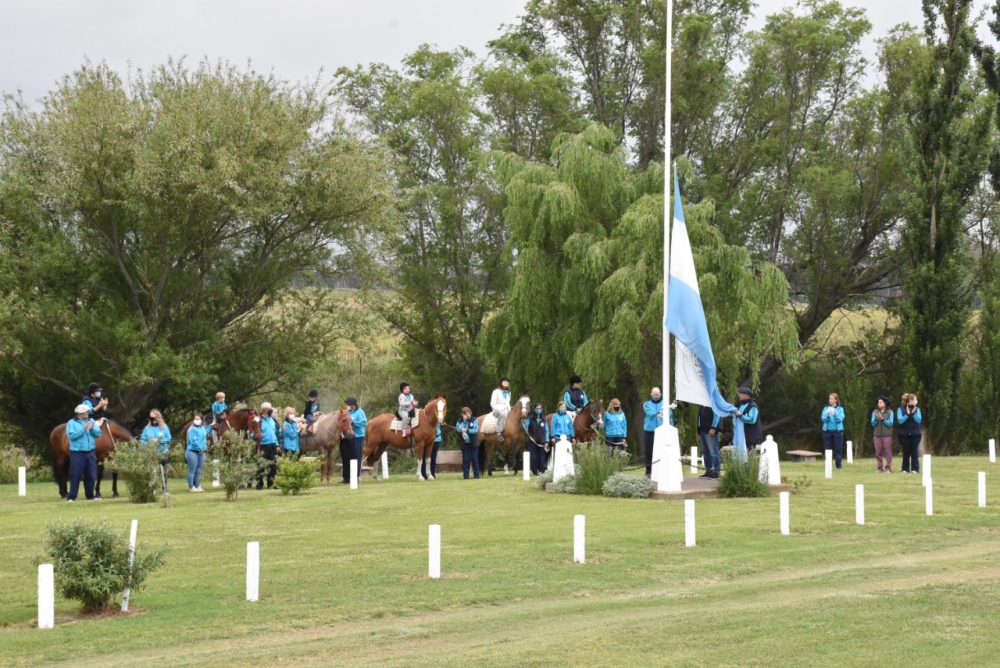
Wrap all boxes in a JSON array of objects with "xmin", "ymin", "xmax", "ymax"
[
  {"xmin": 0, "ymin": 445, "xmax": 31, "ymax": 484},
  {"xmin": 535, "ymin": 469, "xmax": 554, "ymax": 490},
  {"xmin": 207, "ymin": 431, "xmax": 263, "ymax": 501},
  {"xmin": 782, "ymin": 473, "xmax": 813, "ymax": 495},
  {"xmin": 574, "ymin": 441, "xmax": 624, "ymax": 495},
  {"xmin": 717, "ymin": 451, "xmax": 770, "ymax": 498},
  {"xmin": 553, "ymin": 474, "xmax": 577, "ymax": 494},
  {"xmin": 602, "ymin": 472, "xmax": 657, "ymax": 499},
  {"xmin": 40, "ymin": 518, "xmax": 167, "ymax": 613},
  {"xmin": 110, "ymin": 440, "xmax": 161, "ymax": 503},
  {"xmin": 274, "ymin": 457, "xmax": 319, "ymax": 495}
]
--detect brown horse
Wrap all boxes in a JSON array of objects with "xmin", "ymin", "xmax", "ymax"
[
  {"xmin": 546, "ymin": 399, "xmax": 605, "ymax": 445},
  {"xmin": 477, "ymin": 395, "xmax": 532, "ymax": 477},
  {"xmin": 49, "ymin": 419, "xmax": 133, "ymax": 498},
  {"xmin": 299, "ymin": 409, "xmax": 354, "ymax": 483},
  {"xmin": 177, "ymin": 408, "xmax": 263, "ymax": 448},
  {"xmin": 363, "ymin": 396, "xmax": 447, "ymax": 481}
]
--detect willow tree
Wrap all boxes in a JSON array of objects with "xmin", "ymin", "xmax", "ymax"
[{"xmin": 481, "ymin": 124, "xmax": 798, "ymax": 441}]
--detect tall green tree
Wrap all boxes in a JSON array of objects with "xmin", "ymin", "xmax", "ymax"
[{"xmin": 0, "ymin": 61, "xmax": 392, "ymax": 434}]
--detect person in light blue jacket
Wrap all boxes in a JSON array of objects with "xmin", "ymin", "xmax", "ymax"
[
  {"xmin": 255, "ymin": 402, "xmax": 280, "ymax": 489},
  {"xmin": 642, "ymin": 388, "xmax": 664, "ymax": 476},
  {"xmin": 897, "ymin": 393, "xmax": 923, "ymax": 474},
  {"xmin": 185, "ymin": 414, "xmax": 212, "ymax": 491},
  {"xmin": 602, "ymin": 398, "xmax": 627, "ymax": 454},
  {"xmin": 347, "ymin": 398, "xmax": 367, "ymax": 474},
  {"xmin": 281, "ymin": 407, "xmax": 300, "ymax": 460},
  {"xmin": 456, "ymin": 407, "xmax": 480, "ymax": 479},
  {"xmin": 550, "ymin": 401, "xmax": 576, "ymax": 442},
  {"xmin": 821, "ymin": 393, "xmax": 846, "ymax": 470},
  {"xmin": 66, "ymin": 404, "xmax": 103, "ymax": 502},
  {"xmin": 140, "ymin": 409, "xmax": 173, "ymax": 493}
]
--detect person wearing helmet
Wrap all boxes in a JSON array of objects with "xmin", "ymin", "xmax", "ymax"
[
  {"xmin": 563, "ymin": 375, "xmax": 588, "ymax": 418},
  {"xmin": 82, "ymin": 382, "xmax": 109, "ymax": 420},
  {"xmin": 398, "ymin": 383, "xmax": 418, "ymax": 437},
  {"xmin": 304, "ymin": 390, "xmax": 322, "ymax": 435},
  {"xmin": 489, "ymin": 377, "xmax": 512, "ymax": 442}
]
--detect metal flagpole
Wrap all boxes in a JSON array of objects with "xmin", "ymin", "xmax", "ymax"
[{"xmin": 663, "ymin": 0, "xmax": 673, "ymax": 406}]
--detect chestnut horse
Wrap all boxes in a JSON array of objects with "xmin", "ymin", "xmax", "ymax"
[
  {"xmin": 49, "ymin": 419, "xmax": 133, "ymax": 499},
  {"xmin": 477, "ymin": 395, "xmax": 531, "ymax": 477},
  {"xmin": 177, "ymin": 408, "xmax": 263, "ymax": 448},
  {"xmin": 298, "ymin": 409, "xmax": 354, "ymax": 483},
  {"xmin": 363, "ymin": 397, "xmax": 446, "ymax": 481},
  {"xmin": 546, "ymin": 399, "xmax": 605, "ymax": 445}
]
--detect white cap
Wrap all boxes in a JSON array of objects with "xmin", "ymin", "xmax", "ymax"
[
  {"xmin": 260, "ymin": 402, "xmax": 272, "ymax": 410},
  {"xmin": 74, "ymin": 404, "xmax": 90, "ymax": 415}
]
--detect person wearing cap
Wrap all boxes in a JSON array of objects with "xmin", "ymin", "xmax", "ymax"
[
  {"xmin": 140, "ymin": 409, "xmax": 173, "ymax": 494},
  {"xmin": 186, "ymin": 413, "xmax": 212, "ymax": 491},
  {"xmin": 489, "ymin": 377, "xmax": 512, "ymax": 442},
  {"xmin": 346, "ymin": 398, "xmax": 367, "ymax": 479},
  {"xmin": 642, "ymin": 387, "xmax": 664, "ymax": 476},
  {"xmin": 281, "ymin": 407, "xmax": 301, "ymax": 460},
  {"xmin": 871, "ymin": 395, "xmax": 894, "ymax": 473},
  {"xmin": 602, "ymin": 398, "xmax": 628, "ymax": 455},
  {"xmin": 255, "ymin": 402, "xmax": 280, "ymax": 489},
  {"xmin": 733, "ymin": 387, "xmax": 761, "ymax": 457},
  {"xmin": 304, "ymin": 390, "xmax": 322, "ymax": 435},
  {"xmin": 82, "ymin": 382, "xmax": 109, "ymax": 420},
  {"xmin": 821, "ymin": 393, "xmax": 846, "ymax": 470},
  {"xmin": 66, "ymin": 404, "xmax": 103, "ymax": 501},
  {"xmin": 523, "ymin": 402, "xmax": 550, "ymax": 475},
  {"xmin": 398, "ymin": 383, "xmax": 418, "ymax": 436},
  {"xmin": 563, "ymin": 375, "xmax": 588, "ymax": 417}
]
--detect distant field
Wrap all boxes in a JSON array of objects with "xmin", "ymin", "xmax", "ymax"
[
  {"xmin": 802, "ymin": 306, "xmax": 896, "ymax": 352},
  {"xmin": 2, "ymin": 457, "xmax": 999, "ymax": 667}
]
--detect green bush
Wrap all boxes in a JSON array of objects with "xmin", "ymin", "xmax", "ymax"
[
  {"xmin": 274, "ymin": 457, "xmax": 319, "ymax": 495},
  {"xmin": 29, "ymin": 455, "xmax": 54, "ymax": 482},
  {"xmin": 110, "ymin": 441, "xmax": 161, "ymax": 503},
  {"xmin": 535, "ymin": 469, "xmax": 554, "ymax": 490},
  {"xmin": 602, "ymin": 472, "xmax": 657, "ymax": 499},
  {"xmin": 553, "ymin": 474, "xmax": 577, "ymax": 494},
  {"xmin": 574, "ymin": 441, "xmax": 624, "ymax": 495},
  {"xmin": 0, "ymin": 445, "xmax": 31, "ymax": 484},
  {"xmin": 40, "ymin": 518, "xmax": 167, "ymax": 613},
  {"xmin": 207, "ymin": 431, "xmax": 263, "ymax": 501},
  {"xmin": 717, "ymin": 451, "xmax": 770, "ymax": 498}
]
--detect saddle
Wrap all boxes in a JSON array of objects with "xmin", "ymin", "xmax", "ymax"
[
  {"xmin": 390, "ymin": 413, "xmax": 420, "ymax": 432},
  {"xmin": 481, "ymin": 413, "xmax": 504, "ymax": 435}
]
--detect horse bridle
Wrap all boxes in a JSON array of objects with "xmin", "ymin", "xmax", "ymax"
[{"xmin": 579, "ymin": 402, "xmax": 604, "ymax": 434}]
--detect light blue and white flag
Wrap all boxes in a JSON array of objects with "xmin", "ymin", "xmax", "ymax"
[{"xmin": 665, "ymin": 174, "xmax": 736, "ymax": 418}]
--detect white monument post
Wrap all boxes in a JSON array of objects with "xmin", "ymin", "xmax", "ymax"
[
  {"xmin": 856, "ymin": 484, "xmax": 865, "ymax": 525},
  {"xmin": 758, "ymin": 436, "xmax": 781, "ymax": 485},
  {"xmin": 18, "ymin": 466, "xmax": 27, "ymax": 497},
  {"xmin": 573, "ymin": 515, "xmax": 586, "ymax": 564},
  {"xmin": 246, "ymin": 542, "xmax": 259, "ymax": 602},
  {"xmin": 349, "ymin": 460, "xmax": 358, "ymax": 490},
  {"xmin": 428, "ymin": 525, "xmax": 441, "ymax": 579},
  {"xmin": 824, "ymin": 449, "xmax": 833, "ymax": 479},
  {"xmin": 121, "ymin": 519, "xmax": 139, "ymax": 612},
  {"xmin": 553, "ymin": 435, "xmax": 574, "ymax": 483},
  {"xmin": 846, "ymin": 440, "xmax": 854, "ymax": 465},
  {"xmin": 990, "ymin": 439, "xmax": 996, "ymax": 464},
  {"xmin": 523, "ymin": 452, "xmax": 531, "ymax": 481},
  {"xmin": 38, "ymin": 564, "xmax": 54, "ymax": 629},
  {"xmin": 690, "ymin": 446, "xmax": 698, "ymax": 474},
  {"xmin": 212, "ymin": 459, "xmax": 220, "ymax": 488},
  {"xmin": 381, "ymin": 451, "xmax": 390, "ymax": 479},
  {"xmin": 684, "ymin": 500, "xmax": 696, "ymax": 547},
  {"xmin": 979, "ymin": 472, "xmax": 986, "ymax": 508},
  {"xmin": 925, "ymin": 480, "xmax": 933, "ymax": 516},
  {"xmin": 779, "ymin": 491, "xmax": 790, "ymax": 536},
  {"xmin": 922, "ymin": 454, "xmax": 931, "ymax": 487}
]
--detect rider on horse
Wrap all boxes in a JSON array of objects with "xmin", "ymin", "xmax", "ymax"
[
  {"xmin": 489, "ymin": 377, "xmax": 512, "ymax": 442},
  {"xmin": 563, "ymin": 375, "xmax": 588, "ymax": 418},
  {"xmin": 304, "ymin": 389, "xmax": 322, "ymax": 434},
  {"xmin": 211, "ymin": 391, "xmax": 228, "ymax": 441},
  {"xmin": 398, "ymin": 383, "xmax": 417, "ymax": 437},
  {"xmin": 82, "ymin": 382, "xmax": 109, "ymax": 420}
]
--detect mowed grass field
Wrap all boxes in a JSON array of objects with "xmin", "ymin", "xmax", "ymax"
[{"xmin": 2, "ymin": 458, "xmax": 1000, "ymax": 667}]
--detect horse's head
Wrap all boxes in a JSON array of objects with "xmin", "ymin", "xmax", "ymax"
[
  {"xmin": 338, "ymin": 409, "xmax": 354, "ymax": 437},
  {"xmin": 429, "ymin": 395, "xmax": 446, "ymax": 424},
  {"xmin": 589, "ymin": 399, "xmax": 604, "ymax": 428},
  {"xmin": 246, "ymin": 409, "xmax": 263, "ymax": 441},
  {"xmin": 516, "ymin": 395, "xmax": 531, "ymax": 420}
]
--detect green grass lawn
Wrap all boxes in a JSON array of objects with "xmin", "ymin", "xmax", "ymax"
[{"xmin": 2, "ymin": 458, "xmax": 1000, "ymax": 667}]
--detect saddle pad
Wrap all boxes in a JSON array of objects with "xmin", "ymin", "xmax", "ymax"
[
  {"xmin": 480, "ymin": 415, "xmax": 502, "ymax": 434},
  {"xmin": 390, "ymin": 414, "xmax": 420, "ymax": 432}
]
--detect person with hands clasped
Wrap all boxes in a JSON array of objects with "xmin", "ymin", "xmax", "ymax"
[
  {"xmin": 642, "ymin": 387, "xmax": 664, "ymax": 477},
  {"xmin": 897, "ymin": 393, "xmax": 923, "ymax": 474},
  {"xmin": 140, "ymin": 409, "xmax": 172, "ymax": 495},
  {"xmin": 456, "ymin": 407, "xmax": 480, "ymax": 479},
  {"xmin": 871, "ymin": 395, "xmax": 894, "ymax": 473},
  {"xmin": 822, "ymin": 393, "xmax": 846, "ymax": 470},
  {"xmin": 186, "ymin": 414, "xmax": 212, "ymax": 492},
  {"xmin": 66, "ymin": 404, "xmax": 104, "ymax": 502},
  {"xmin": 255, "ymin": 402, "xmax": 280, "ymax": 489}
]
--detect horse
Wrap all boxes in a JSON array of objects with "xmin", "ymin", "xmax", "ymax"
[
  {"xmin": 298, "ymin": 409, "xmax": 354, "ymax": 483},
  {"xmin": 177, "ymin": 407, "xmax": 263, "ymax": 448},
  {"xmin": 546, "ymin": 399, "xmax": 605, "ymax": 445},
  {"xmin": 363, "ymin": 396, "xmax": 446, "ymax": 481},
  {"xmin": 477, "ymin": 395, "xmax": 532, "ymax": 477},
  {"xmin": 49, "ymin": 419, "xmax": 133, "ymax": 499}
]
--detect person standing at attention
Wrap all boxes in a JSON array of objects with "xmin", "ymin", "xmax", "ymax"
[
  {"xmin": 551, "ymin": 401, "xmax": 576, "ymax": 443},
  {"xmin": 822, "ymin": 393, "xmax": 846, "ymax": 470},
  {"xmin": 281, "ymin": 407, "xmax": 301, "ymax": 460},
  {"xmin": 871, "ymin": 395, "xmax": 894, "ymax": 473},
  {"xmin": 346, "ymin": 398, "xmax": 367, "ymax": 478},
  {"xmin": 186, "ymin": 414, "xmax": 211, "ymax": 492},
  {"xmin": 256, "ymin": 402, "xmax": 280, "ymax": 489},
  {"xmin": 456, "ymin": 407, "xmax": 481, "ymax": 479},
  {"xmin": 733, "ymin": 388, "xmax": 762, "ymax": 457},
  {"xmin": 642, "ymin": 387, "xmax": 664, "ymax": 477},
  {"xmin": 897, "ymin": 393, "xmax": 923, "ymax": 474},
  {"xmin": 66, "ymin": 404, "xmax": 103, "ymax": 502},
  {"xmin": 140, "ymin": 409, "xmax": 172, "ymax": 494},
  {"xmin": 524, "ymin": 403, "xmax": 550, "ymax": 475},
  {"xmin": 697, "ymin": 404, "xmax": 721, "ymax": 479},
  {"xmin": 602, "ymin": 398, "xmax": 628, "ymax": 455}
]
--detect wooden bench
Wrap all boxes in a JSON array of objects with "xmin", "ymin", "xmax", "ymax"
[{"xmin": 786, "ymin": 450, "xmax": 822, "ymax": 462}]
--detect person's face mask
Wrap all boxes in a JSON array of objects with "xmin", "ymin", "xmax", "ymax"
[
  {"xmin": 651, "ymin": 394, "xmax": 660, "ymax": 401},
  {"xmin": 558, "ymin": 408, "xmax": 566, "ymax": 414},
  {"xmin": 535, "ymin": 409, "xmax": 542, "ymax": 415},
  {"xmin": 193, "ymin": 419, "xmax": 202, "ymax": 426},
  {"xmin": 95, "ymin": 391, "xmax": 102, "ymax": 398}
]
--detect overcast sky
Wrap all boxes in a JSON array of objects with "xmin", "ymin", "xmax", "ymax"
[{"xmin": 0, "ymin": 1, "xmax": 969, "ymax": 104}]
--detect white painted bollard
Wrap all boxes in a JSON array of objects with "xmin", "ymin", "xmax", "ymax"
[
  {"xmin": 428, "ymin": 524, "xmax": 441, "ymax": 579},
  {"xmin": 553, "ymin": 435, "xmax": 574, "ymax": 483},
  {"xmin": 246, "ymin": 542, "xmax": 259, "ymax": 602},
  {"xmin": 349, "ymin": 459, "xmax": 358, "ymax": 490},
  {"xmin": 856, "ymin": 485, "xmax": 865, "ymax": 525},
  {"xmin": 979, "ymin": 472, "xmax": 986, "ymax": 508},
  {"xmin": 652, "ymin": 424, "xmax": 683, "ymax": 492},
  {"xmin": 381, "ymin": 451, "xmax": 390, "ymax": 479},
  {"xmin": 779, "ymin": 491, "xmax": 790, "ymax": 536},
  {"xmin": 212, "ymin": 459, "xmax": 220, "ymax": 488},
  {"xmin": 18, "ymin": 466, "xmax": 27, "ymax": 496},
  {"xmin": 685, "ymin": 499, "xmax": 696, "ymax": 547},
  {"xmin": 990, "ymin": 439, "xmax": 996, "ymax": 464},
  {"xmin": 523, "ymin": 452, "xmax": 531, "ymax": 480},
  {"xmin": 573, "ymin": 515, "xmax": 585, "ymax": 563},
  {"xmin": 759, "ymin": 436, "xmax": 781, "ymax": 485},
  {"xmin": 121, "ymin": 519, "xmax": 139, "ymax": 612},
  {"xmin": 690, "ymin": 446, "xmax": 698, "ymax": 474},
  {"xmin": 37, "ymin": 563, "xmax": 54, "ymax": 629},
  {"xmin": 847, "ymin": 440, "xmax": 854, "ymax": 465},
  {"xmin": 825, "ymin": 449, "xmax": 833, "ymax": 479},
  {"xmin": 925, "ymin": 479, "xmax": 933, "ymax": 516},
  {"xmin": 923, "ymin": 454, "xmax": 931, "ymax": 487}
]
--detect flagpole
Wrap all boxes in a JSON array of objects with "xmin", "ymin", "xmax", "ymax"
[{"xmin": 662, "ymin": 0, "xmax": 673, "ymax": 408}]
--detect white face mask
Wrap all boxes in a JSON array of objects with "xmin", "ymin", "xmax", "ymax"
[
  {"xmin": 95, "ymin": 391, "xmax": 102, "ymax": 398},
  {"xmin": 193, "ymin": 419, "xmax": 202, "ymax": 426}
]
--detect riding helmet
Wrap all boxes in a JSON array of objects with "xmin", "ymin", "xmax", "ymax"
[
  {"xmin": 400, "ymin": 382, "xmax": 410, "ymax": 393},
  {"xmin": 87, "ymin": 382, "xmax": 102, "ymax": 394},
  {"xmin": 569, "ymin": 374, "xmax": 582, "ymax": 385},
  {"xmin": 346, "ymin": 397, "xmax": 358, "ymax": 407},
  {"xmin": 308, "ymin": 389, "xmax": 319, "ymax": 398}
]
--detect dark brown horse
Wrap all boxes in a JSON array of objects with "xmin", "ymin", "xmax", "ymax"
[
  {"xmin": 363, "ymin": 397, "xmax": 446, "ymax": 481},
  {"xmin": 298, "ymin": 409, "xmax": 353, "ymax": 483},
  {"xmin": 546, "ymin": 399, "xmax": 605, "ymax": 445},
  {"xmin": 49, "ymin": 419, "xmax": 133, "ymax": 498},
  {"xmin": 177, "ymin": 408, "xmax": 263, "ymax": 448},
  {"xmin": 477, "ymin": 395, "xmax": 531, "ymax": 477}
]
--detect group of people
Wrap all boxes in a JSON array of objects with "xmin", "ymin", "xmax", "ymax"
[{"xmin": 822, "ymin": 392, "xmax": 924, "ymax": 474}]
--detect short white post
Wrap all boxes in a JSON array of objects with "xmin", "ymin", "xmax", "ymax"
[
  {"xmin": 381, "ymin": 451, "xmax": 390, "ymax": 479},
  {"xmin": 979, "ymin": 472, "xmax": 986, "ymax": 508},
  {"xmin": 825, "ymin": 449, "xmax": 833, "ymax": 479},
  {"xmin": 428, "ymin": 524, "xmax": 441, "ymax": 579},
  {"xmin": 121, "ymin": 519, "xmax": 139, "ymax": 612},
  {"xmin": 246, "ymin": 541, "xmax": 259, "ymax": 602},
  {"xmin": 925, "ymin": 479, "xmax": 933, "ymax": 516},
  {"xmin": 18, "ymin": 466, "xmax": 27, "ymax": 496},
  {"xmin": 922, "ymin": 454, "xmax": 931, "ymax": 487},
  {"xmin": 212, "ymin": 459, "xmax": 220, "ymax": 488},
  {"xmin": 855, "ymin": 484, "xmax": 865, "ymax": 525},
  {"xmin": 990, "ymin": 439, "xmax": 996, "ymax": 464},
  {"xmin": 684, "ymin": 499, "xmax": 696, "ymax": 547},
  {"xmin": 573, "ymin": 514, "xmax": 585, "ymax": 564},
  {"xmin": 690, "ymin": 446, "xmax": 698, "ymax": 474},
  {"xmin": 846, "ymin": 440, "xmax": 854, "ymax": 465},
  {"xmin": 523, "ymin": 452, "xmax": 531, "ymax": 480},
  {"xmin": 779, "ymin": 491, "xmax": 790, "ymax": 536},
  {"xmin": 349, "ymin": 459, "xmax": 358, "ymax": 490},
  {"xmin": 38, "ymin": 563, "xmax": 54, "ymax": 629}
]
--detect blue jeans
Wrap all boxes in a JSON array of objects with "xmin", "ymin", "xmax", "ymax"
[
  {"xmin": 699, "ymin": 431, "xmax": 721, "ymax": 475},
  {"xmin": 186, "ymin": 449, "xmax": 205, "ymax": 488},
  {"xmin": 461, "ymin": 436, "xmax": 480, "ymax": 478},
  {"xmin": 68, "ymin": 449, "xmax": 97, "ymax": 500},
  {"xmin": 824, "ymin": 431, "xmax": 843, "ymax": 468}
]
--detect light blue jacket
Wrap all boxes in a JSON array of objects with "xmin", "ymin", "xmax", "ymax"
[
  {"xmin": 212, "ymin": 401, "xmax": 227, "ymax": 415},
  {"xmin": 348, "ymin": 407, "xmax": 368, "ymax": 438},
  {"xmin": 643, "ymin": 399, "xmax": 664, "ymax": 431},
  {"xmin": 435, "ymin": 424, "xmax": 441, "ymax": 443},
  {"xmin": 186, "ymin": 424, "xmax": 211, "ymax": 452},
  {"xmin": 456, "ymin": 416, "xmax": 479, "ymax": 443},
  {"xmin": 821, "ymin": 406, "xmax": 845, "ymax": 432},
  {"xmin": 281, "ymin": 419, "xmax": 300, "ymax": 452},
  {"xmin": 564, "ymin": 390, "xmax": 588, "ymax": 412},
  {"xmin": 551, "ymin": 412, "xmax": 575, "ymax": 439},
  {"xmin": 258, "ymin": 416, "xmax": 278, "ymax": 446},
  {"xmin": 140, "ymin": 424, "xmax": 172, "ymax": 456},
  {"xmin": 67, "ymin": 417, "xmax": 102, "ymax": 452},
  {"xmin": 602, "ymin": 410, "xmax": 627, "ymax": 438}
]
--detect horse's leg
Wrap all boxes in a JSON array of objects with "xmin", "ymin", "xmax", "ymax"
[
  {"xmin": 416, "ymin": 441, "xmax": 426, "ymax": 481},
  {"xmin": 95, "ymin": 461, "xmax": 104, "ymax": 499},
  {"xmin": 54, "ymin": 458, "xmax": 68, "ymax": 498},
  {"xmin": 485, "ymin": 440, "xmax": 493, "ymax": 477}
]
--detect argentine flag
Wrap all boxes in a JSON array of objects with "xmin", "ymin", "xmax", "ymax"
[{"xmin": 665, "ymin": 174, "xmax": 736, "ymax": 418}]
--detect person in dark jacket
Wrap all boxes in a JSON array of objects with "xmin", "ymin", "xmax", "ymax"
[
  {"xmin": 66, "ymin": 404, "xmax": 102, "ymax": 502},
  {"xmin": 524, "ymin": 403, "xmax": 551, "ymax": 475},
  {"xmin": 897, "ymin": 393, "xmax": 923, "ymax": 474},
  {"xmin": 697, "ymin": 405, "xmax": 721, "ymax": 478},
  {"xmin": 734, "ymin": 387, "xmax": 762, "ymax": 456},
  {"xmin": 456, "ymin": 407, "xmax": 480, "ymax": 479}
]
